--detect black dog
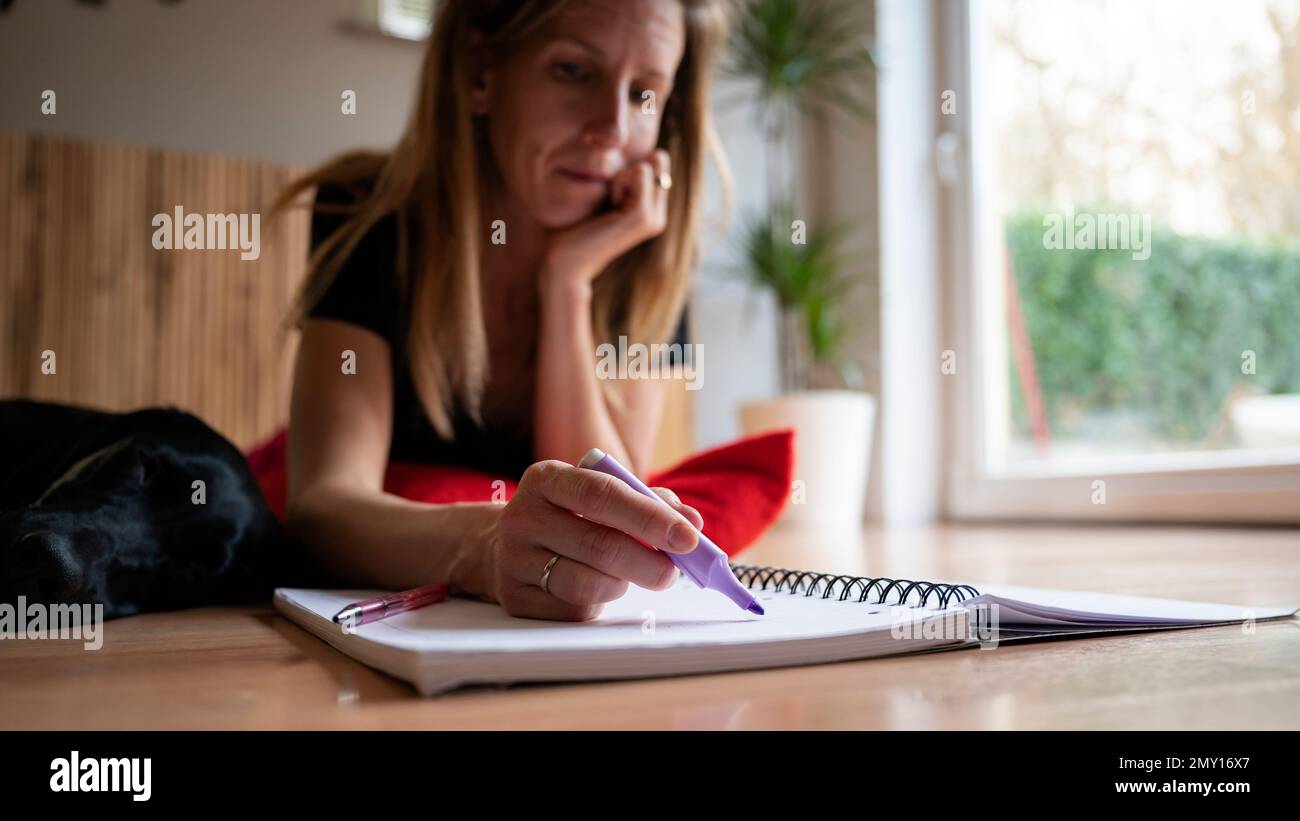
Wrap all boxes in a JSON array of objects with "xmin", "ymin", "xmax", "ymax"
[{"xmin": 0, "ymin": 399, "xmax": 292, "ymax": 618}]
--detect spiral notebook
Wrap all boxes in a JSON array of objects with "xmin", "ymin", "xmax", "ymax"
[{"xmin": 274, "ymin": 564, "xmax": 1299, "ymax": 696}]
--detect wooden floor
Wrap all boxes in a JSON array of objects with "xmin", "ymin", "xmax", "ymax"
[{"xmin": 2, "ymin": 523, "xmax": 1297, "ymax": 729}]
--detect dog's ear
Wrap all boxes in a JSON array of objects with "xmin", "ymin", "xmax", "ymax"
[
  {"xmin": 134, "ymin": 448, "xmax": 160, "ymax": 485},
  {"xmin": 138, "ymin": 446, "xmax": 158, "ymax": 483}
]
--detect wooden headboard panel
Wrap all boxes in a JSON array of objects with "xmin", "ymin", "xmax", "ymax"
[
  {"xmin": 0, "ymin": 129, "xmax": 692, "ymax": 467},
  {"xmin": 0, "ymin": 129, "xmax": 308, "ymax": 450}
]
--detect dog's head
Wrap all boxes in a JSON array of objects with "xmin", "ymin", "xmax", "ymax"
[{"xmin": 0, "ymin": 422, "xmax": 281, "ymax": 618}]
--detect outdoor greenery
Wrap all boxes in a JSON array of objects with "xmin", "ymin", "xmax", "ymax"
[{"xmin": 1005, "ymin": 211, "xmax": 1300, "ymax": 443}]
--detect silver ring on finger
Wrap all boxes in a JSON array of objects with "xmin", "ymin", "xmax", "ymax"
[{"xmin": 539, "ymin": 553, "xmax": 561, "ymax": 595}]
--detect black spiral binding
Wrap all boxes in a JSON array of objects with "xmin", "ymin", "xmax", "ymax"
[{"xmin": 729, "ymin": 563, "xmax": 982, "ymax": 610}]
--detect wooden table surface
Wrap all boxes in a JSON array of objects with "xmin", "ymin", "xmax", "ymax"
[{"xmin": 2, "ymin": 523, "xmax": 1298, "ymax": 730}]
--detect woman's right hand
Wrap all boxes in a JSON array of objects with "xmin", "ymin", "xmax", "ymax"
[{"xmin": 488, "ymin": 459, "xmax": 705, "ymax": 621}]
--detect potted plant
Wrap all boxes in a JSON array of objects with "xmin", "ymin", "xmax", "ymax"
[{"xmin": 724, "ymin": 0, "xmax": 877, "ymax": 528}]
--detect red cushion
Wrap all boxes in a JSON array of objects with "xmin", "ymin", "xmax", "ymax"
[{"xmin": 245, "ymin": 428, "xmax": 793, "ymax": 558}]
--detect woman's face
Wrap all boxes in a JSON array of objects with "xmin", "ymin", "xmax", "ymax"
[{"xmin": 476, "ymin": 0, "xmax": 686, "ymax": 229}]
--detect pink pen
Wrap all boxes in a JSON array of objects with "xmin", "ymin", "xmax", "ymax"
[
  {"xmin": 577, "ymin": 448, "xmax": 765, "ymax": 615},
  {"xmin": 331, "ymin": 583, "xmax": 450, "ymax": 628}
]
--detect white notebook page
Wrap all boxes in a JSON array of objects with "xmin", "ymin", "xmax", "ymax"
[
  {"xmin": 276, "ymin": 578, "xmax": 946, "ymax": 653},
  {"xmin": 961, "ymin": 582, "xmax": 1298, "ymax": 626}
]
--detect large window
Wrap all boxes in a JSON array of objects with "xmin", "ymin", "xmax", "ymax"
[
  {"xmin": 945, "ymin": 0, "xmax": 1300, "ymax": 521},
  {"xmin": 377, "ymin": 0, "xmax": 433, "ymax": 40}
]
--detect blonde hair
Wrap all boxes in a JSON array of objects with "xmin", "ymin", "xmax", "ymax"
[{"xmin": 273, "ymin": 0, "xmax": 732, "ymax": 439}]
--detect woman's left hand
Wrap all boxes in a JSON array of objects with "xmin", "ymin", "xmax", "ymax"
[{"xmin": 541, "ymin": 149, "xmax": 671, "ymax": 291}]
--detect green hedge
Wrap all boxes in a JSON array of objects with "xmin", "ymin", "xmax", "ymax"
[{"xmin": 1004, "ymin": 211, "xmax": 1300, "ymax": 442}]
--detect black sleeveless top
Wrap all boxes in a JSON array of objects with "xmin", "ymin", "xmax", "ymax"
[{"xmin": 306, "ymin": 181, "xmax": 689, "ymax": 479}]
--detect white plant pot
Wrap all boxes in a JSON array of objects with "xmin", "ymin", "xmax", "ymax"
[{"xmin": 739, "ymin": 390, "xmax": 876, "ymax": 529}]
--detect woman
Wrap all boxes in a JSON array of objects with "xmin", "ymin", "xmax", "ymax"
[{"xmin": 277, "ymin": 0, "xmax": 732, "ymax": 621}]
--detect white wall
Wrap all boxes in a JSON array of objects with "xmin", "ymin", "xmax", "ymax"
[
  {"xmin": 0, "ymin": 0, "xmax": 419, "ymax": 164},
  {"xmin": 877, "ymin": 0, "xmax": 943, "ymax": 521},
  {"xmin": 0, "ymin": 0, "xmax": 776, "ymax": 450},
  {"xmin": 692, "ymin": 80, "xmax": 780, "ymax": 449}
]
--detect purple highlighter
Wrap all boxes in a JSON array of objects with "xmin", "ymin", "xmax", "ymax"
[{"xmin": 577, "ymin": 448, "xmax": 765, "ymax": 616}]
